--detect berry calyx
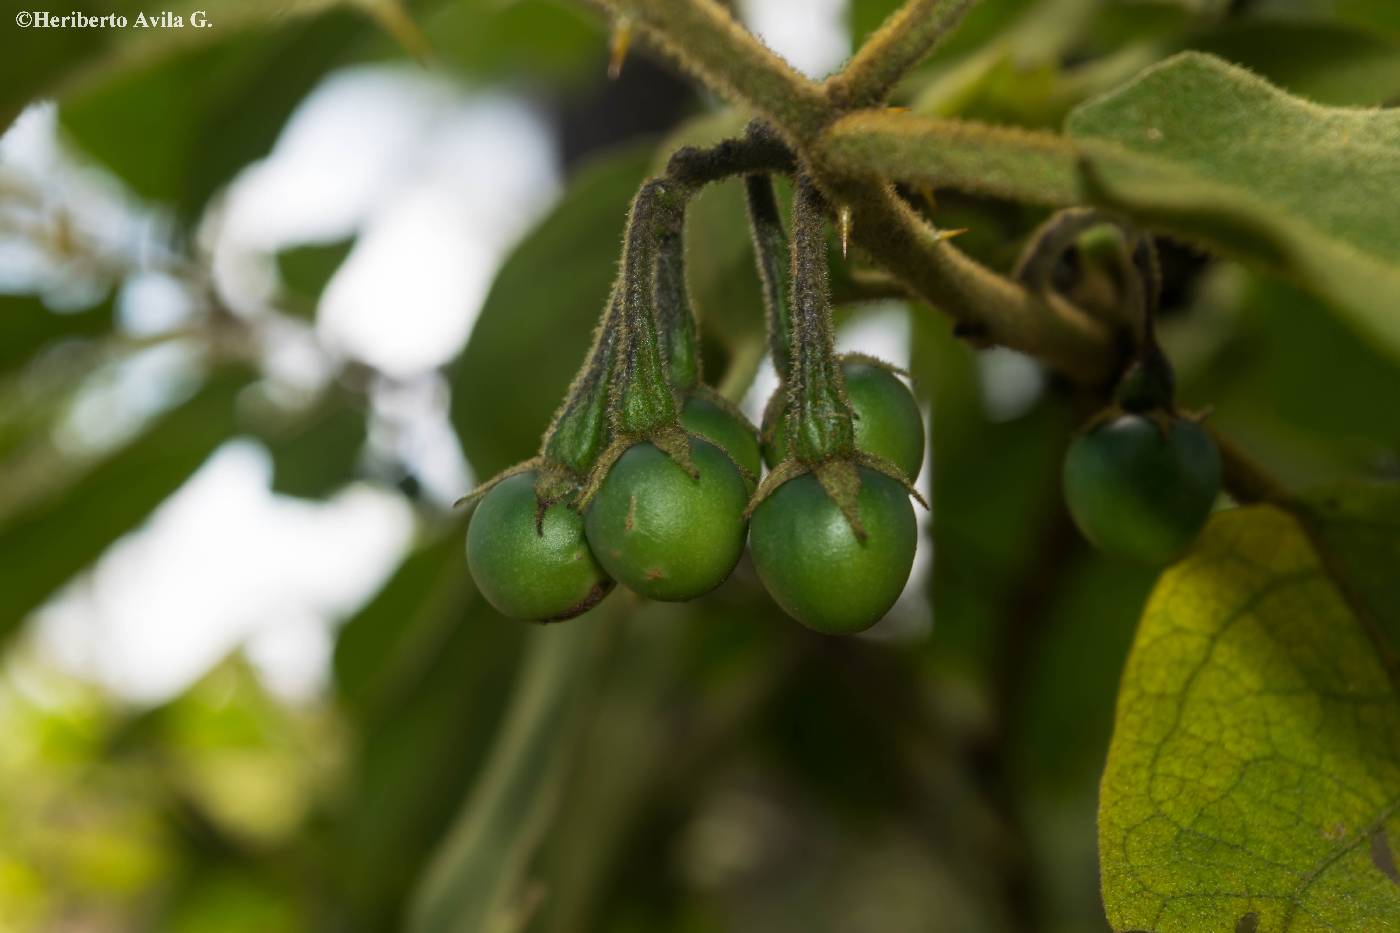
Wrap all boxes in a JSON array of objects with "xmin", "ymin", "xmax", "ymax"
[
  {"xmin": 764, "ymin": 358, "xmax": 924, "ymax": 479},
  {"xmin": 681, "ymin": 393, "xmax": 762, "ymax": 488}
]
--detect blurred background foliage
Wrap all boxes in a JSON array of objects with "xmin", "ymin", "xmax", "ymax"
[{"xmin": 1, "ymin": 0, "xmax": 1398, "ymax": 930}]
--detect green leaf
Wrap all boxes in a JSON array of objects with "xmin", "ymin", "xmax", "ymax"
[
  {"xmin": 1184, "ymin": 20, "xmax": 1400, "ymax": 107},
  {"xmin": 0, "ymin": 370, "xmax": 250, "ymax": 640},
  {"xmin": 1177, "ymin": 274, "xmax": 1400, "ymax": 487},
  {"xmin": 255, "ymin": 396, "xmax": 366, "ymax": 499},
  {"xmin": 60, "ymin": 10, "xmax": 371, "ymax": 218},
  {"xmin": 424, "ymin": 0, "xmax": 604, "ymax": 83},
  {"xmin": 6, "ymin": 1, "xmax": 360, "ymax": 132},
  {"xmin": 332, "ymin": 527, "xmax": 527, "ymax": 929},
  {"xmin": 448, "ymin": 145, "xmax": 652, "ymax": 479},
  {"xmin": 1296, "ymin": 482, "xmax": 1400, "ymax": 656},
  {"xmin": 409, "ymin": 619, "xmax": 611, "ymax": 933},
  {"xmin": 913, "ymin": 314, "xmax": 1078, "ymax": 677},
  {"xmin": 332, "ymin": 523, "xmax": 476, "ymax": 716},
  {"xmin": 824, "ymin": 53, "xmax": 1400, "ymax": 359},
  {"xmin": 1246, "ymin": 0, "xmax": 1400, "ymax": 41},
  {"xmin": 0, "ymin": 292, "xmax": 114, "ymax": 376},
  {"xmin": 1099, "ymin": 505, "xmax": 1400, "ymax": 932},
  {"xmin": 274, "ymin": 237, "xmax": 356, "ymax": 319}
]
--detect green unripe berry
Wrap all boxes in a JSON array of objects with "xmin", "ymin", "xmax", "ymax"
[
  {"xmin": 584, "ymin": 438, "xmax": 749, "ymax": 601},
  {"xmin": 1062, "ymin": 414, "xmax": 1222, "ymax": 565},
  {"xmin": 749, "ymin": 467, "xmax": 917, "ymax": 635},
  {"xmin": 466, "ymin": 471, "xmax": 613, "ymax": 621},
  {"xmin": 765, "ymin": 361, "xmax": 925, "ymax": 479},
  {"xmin": 680, "ymin": 394, "xmax": 762, "ymax": 489}
]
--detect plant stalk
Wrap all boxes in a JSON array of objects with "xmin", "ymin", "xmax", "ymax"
[{"xmin": 826, "ymin": 0, "xmax": 980, "ymax": 109}]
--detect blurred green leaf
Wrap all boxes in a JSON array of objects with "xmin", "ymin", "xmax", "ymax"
[
  {"xmin": 1297, "ymin": 482, "xmax": 1400, "ymax": 653},
  {"xmin": 164, "ymin": 867, "xmax": 301, "ymax": 933},
  {"xmin": 274, "ymin": 238, "xmax": 355, "ymax": 317},
  {"xmin": 912, "ymin": 316, "xmax": 1076, "ymax": 678},
  {"xmin": 1179, "ymin": 274, "xmax": 1400, "ymax": 487},
  {"xmin": 1099, "ymin": 505, "xmax": 1400, "ymax": 932},
  {"xmin": 1009, "ymin": 552, "xmax": 1153, "ymax": 933},
  {"xmin": 333, "ymin": 524, "xmax": 475, "ymax": 716},
  {"xmin": 0, "ymin": 292, "xmax": 114, "ymax": 376},
  {"xmin": 410, "ymin": 619, "xmax": 611, "ymax": 933},
  {"xmin": 1247, "ymin": 0, "xmax": 1400, "ymax": 41},
  {"xmin": 0, "ymin": 369, "xmax": 250, "ymax": 639},
  {"xmin": 265, "ymin": 405, "xmax": 365, "ymax": 500},
  {"xmin": 828, "ymin": 53, "xmax": 1400, "ymax": 358},
  {"xmin": 424, "ymin": 0, "xmax": 604, "ymax": 83},
  {"xmin": 5, "ymin": 1, "xmax": 365, "ymax": 132},
  {"xmin": 1184, "ymin": 20, "xmax": 1400, "ymax": 106},
  {"xmin": 449, "ymin": 145, "xmax": 652, "ymax": 479},
  {"xmin": 332, "ymin": 527, "xmax": 527, "ymax": 930},
  {"xmin": 60, "ymin": 10, "xmax": 371, "ymax": 219},
  {"xmin": 849, "ymin": 0, "xmax": 902, "ymax": 47}
]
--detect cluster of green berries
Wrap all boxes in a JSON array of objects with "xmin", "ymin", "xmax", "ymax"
[
  {"xmin": 466, "ymin": 145, "xmax": 1223, "ymax": 638},
  {"xmin": 466, "ymin": 161, "xmax": 926, "ymax": 635},
  {"xmin": 467, "ymin": 352, "xmax": 925, "ymax": 634}
]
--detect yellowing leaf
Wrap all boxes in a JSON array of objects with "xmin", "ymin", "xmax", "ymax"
[{"xmin": 1099, "ymin": 505, "xmax": 1400, "ymax": 933}]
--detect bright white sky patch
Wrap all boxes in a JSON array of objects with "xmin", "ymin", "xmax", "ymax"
[
  {"xmin": 34, "ymin": 441, "xmax": 414, "ymax": 703},
  {"xmin": 740, "ymin": 0, "xmax": 851, "ymax": 79},
  {"xmin": 222, "ymin": 68, "xmax": 559, "ymax": 377}
]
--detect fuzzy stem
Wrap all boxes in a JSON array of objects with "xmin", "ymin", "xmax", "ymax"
[
  {"xmin": 817, "ymin": 175, "xmax": 1119, "ymax": 383},
  {"xmin": 665, "ymin": 123, "xmax": 796, "ymax": 189},
  {"xmin": 575, "ymin": 5, "xmax": 1121, "ymax": 386},
  {"xmin": 585, "ymin": 0, "xmax": 829, "ymax": 143},
  {"xmin": 612, "ymin": 179, "xmax": 687, "ymax": 435},
  {"xmin": 826, "ymin": 0, "xmax": 979, "ymax": 109},
  {"xmin": 743, "ymin": 173, "xmax": 794, "ymax": 382},
  {"xmin": 786, "ymin": 178, "xmax": 856, "ymax": 462},
  {"xmin": 542, "ymin": 296, "xmax": 622, "ymax": 476},
  {"xmin": 654, "ymin": 218, "xmax": 700, "ymax": 391}
]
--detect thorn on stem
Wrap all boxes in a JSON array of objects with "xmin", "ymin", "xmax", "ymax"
[
  {"xmin": 934, "ymin": 227, "xmax": 969, "ymax": 243},
  {"xmin": 838, "ymin": 206, "xmax": 853, "ymax": 260},
  {"xmin": 608, "ymin": 18, "xmax": 633, "ymax": 80}
]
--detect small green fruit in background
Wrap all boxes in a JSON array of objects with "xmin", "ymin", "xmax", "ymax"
[
  {"xmin": 1062, "ymin": 414, "xmax": 1221, "ymax": 565},
  {"xmin": 680, "ymin": 394, "xmax": 762, "ymax": 489},
  {"xmin": 765, "ymin": 360, "xmax": 925, "ymax": 479},
  {"xmin": 466, "ymin": 471, "xmax": 613, "ymax": 621},
  {"xmin": 585, "ymin": 438, "xmax": 749, "ymax": 601},
  {"xmin": 749, "ymin": 467, "xmax": 917, "ymax": 635}
]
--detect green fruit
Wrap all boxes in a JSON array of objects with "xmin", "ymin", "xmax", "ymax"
[
  {"xmin": 585, "ymin": 438, "xmax": 749, "ymax": 601},
  {"xmin": 466, "ymin": 471, "xmax": 613, "ymax": 621},
  {"xmin": 749, "ymin": 467, "xmax": 917, "ymax": 634},
  {"xmin": 764, "ymin": 361, "xmax": 925, "ymax": 479},
  {"xmin": 1062, "ymin": 414, "xmax": 1222, "ymax": 565},
  {"xmin": 680, "ymin": 394, "xmax": 762, "ymax": 488}
]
